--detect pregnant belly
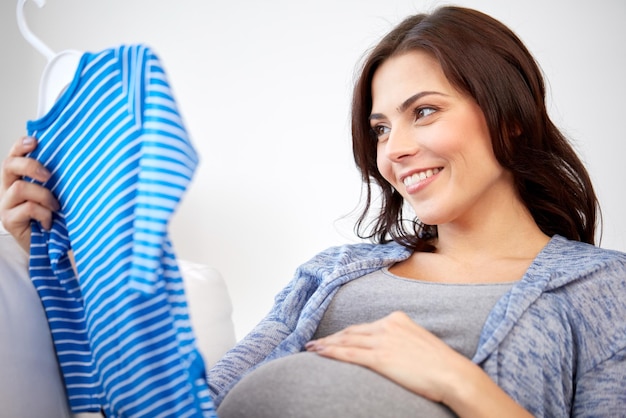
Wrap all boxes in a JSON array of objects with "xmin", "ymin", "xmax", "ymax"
[{"xmin": 217, "ymin": 352, "xmax": 456, "ymax": 418}]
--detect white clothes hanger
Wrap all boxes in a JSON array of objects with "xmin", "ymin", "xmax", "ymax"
[{"xmin": 17, "ymin": 0, "xmax": 83, "ymax": 117}]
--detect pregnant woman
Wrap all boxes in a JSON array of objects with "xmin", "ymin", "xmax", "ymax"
[{"xmin": 2, "ymin": 5, "xmax": 625, "ymax": 418}]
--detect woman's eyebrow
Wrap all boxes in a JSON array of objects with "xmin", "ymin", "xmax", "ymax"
[
  {"xmin": 369, "ymin": 90, "xmax": 447, "ymax": 121},
  {"xmin": 397, "ymin": 91, "xmax": 446, "ymax": 113}
]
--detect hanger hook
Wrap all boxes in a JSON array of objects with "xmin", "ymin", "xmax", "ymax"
[{"xmin": 17, "ymin": 0, "xmax": 56, "ymax": 61}]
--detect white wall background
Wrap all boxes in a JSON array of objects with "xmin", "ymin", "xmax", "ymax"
[{"xmin": 1, "ymin": 0, "xmax": 625, "ymax": 341}]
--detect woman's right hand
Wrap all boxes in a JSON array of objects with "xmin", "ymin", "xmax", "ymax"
[{"xmin": 0, "ymin": 137, "xmax": 59, "ymax": 253}]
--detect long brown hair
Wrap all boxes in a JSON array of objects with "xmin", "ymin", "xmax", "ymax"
[{"xmin": 351, "ymin": 6, "xmax": 599, "ymax": 251}]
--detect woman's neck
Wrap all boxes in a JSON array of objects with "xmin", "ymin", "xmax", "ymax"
[{"xmin": 433, "ymin": 200, "xmax": 550, "ymax": 265}]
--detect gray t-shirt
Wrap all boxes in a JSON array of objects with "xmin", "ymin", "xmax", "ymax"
[{"xmin": 218, "ymin": 268, "xmax": 514, "ymax": 417}]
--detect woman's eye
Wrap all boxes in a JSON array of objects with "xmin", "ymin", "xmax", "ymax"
[
  {"xmin": 415, "ymin": 106, "xmax": 437, "ymax": 120},
  {"xmin": 371, "ymin": 125, "xmax": 390, "ymax": 139}
]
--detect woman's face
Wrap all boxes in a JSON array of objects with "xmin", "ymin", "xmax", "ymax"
[{"xmin": 371, "ymin": 50, "xmax": 514, "ymax": 229}]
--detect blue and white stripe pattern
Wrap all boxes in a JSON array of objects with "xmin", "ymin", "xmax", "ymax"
[{"xmin": 27, "ymin": 44, "xmax": 215, "ymax": 417}]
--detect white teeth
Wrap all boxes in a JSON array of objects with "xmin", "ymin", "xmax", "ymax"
[{"xmin": 403, "ymin": 168, "xmax": 441, "ymax": 186}]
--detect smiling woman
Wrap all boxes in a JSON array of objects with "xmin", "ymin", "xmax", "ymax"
[
  {"xmin": 1, "ymin": 3, "xmax": 625, "ymax": 418},
  {"xmin": 205, "ymin": 5, "xmax": 626, "ymax": 417},
  {"xmin": 2, "ymin": 0, "xmax": 625, "ymax": 346},
  {"xmin": 371, "ymin": 51, "xmax": 512, "ymax": 237},
  {"xmin": 351, "ymin": 10, "xmax": 598, "ymax": 254}
]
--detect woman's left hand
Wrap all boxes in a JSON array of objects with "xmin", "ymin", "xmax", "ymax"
[
  {"xmin": 305, "ymin": 310, "xmax": 469, "ymax": 403},
  {"xmin": 305, "ymin": 310, "xmax": 533, "ymax": 418}
]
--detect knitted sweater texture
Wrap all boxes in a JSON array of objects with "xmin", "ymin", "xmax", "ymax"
[{"xmin": 208, "ymin": 235, "xmax": 626, "ymax": 417}]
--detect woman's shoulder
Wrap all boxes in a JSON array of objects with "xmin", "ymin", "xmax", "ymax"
[
  {"xmin": 296, "ymin": 241, "xmax": 412, "ymax": 276},
  {"xmin": 533, "ymin": 236, "xmax": 626, "ymax": 374},
  {"xmin": 316, "ymin": 240, "xmax": 411, "ymax": 262},
  {"xmin": 542, "ymin": 235, "xmax": 626, "ymax": 281},
  {"xmin": 536, "ymin": 235, "xmax": 626, "ymax": 336}
]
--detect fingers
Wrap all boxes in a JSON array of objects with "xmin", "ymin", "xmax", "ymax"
[
  {"xmin": 0, "ymin": 180, "xmax": 58, "ymax": 252},
  {"xmin": 306, "ymin": 325, "xmax": 373, "ymax": 353},
  {"xmin": 2, "ymin": 179, "xmax": 60, "ymax": 214},
  {"xmin": 0, "ymin": 137, "xmax": 59, "ymax": 252},
  {"xmin": 0, "ymin": 179, "xmax": 58, "ymax": 234},
  {"xmin": 305, "ymin": 311, "xmax": 426, "ymax": 365},
  {"xmin": 1, "ymin": 137, "xmax": 52, "ymax": 188},
  {"xmin": 305, "ymin": 312, "xmax": 464, "ymax": 402},
  {"xmin": 309, "ymin": 311, "xmax": 414, "ymax": 345},
  {"xmin": 1, "ymin": 136, "xmax": 58, "ymax": 215},
  {"xmin": 1, "ymin": 198, "xmax": 54, "ymax": 234},
  {"xmin": 305, "ymin": 314, "xmax": 395, "ymax": 362}
]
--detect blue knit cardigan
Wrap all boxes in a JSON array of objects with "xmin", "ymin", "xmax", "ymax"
[{"xmin": 208, "ymin": 235, "xmax": 626, "ymax": 417}]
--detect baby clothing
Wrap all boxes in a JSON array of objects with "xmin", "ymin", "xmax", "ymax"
[{"xmin": 27, "ymin": 44, "xmax": 215, "ymax": 417}]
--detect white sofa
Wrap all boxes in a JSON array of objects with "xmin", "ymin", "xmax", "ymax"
[{"xmin": 0, "ymin": 222, "xmax": 236, "ymax": 418}]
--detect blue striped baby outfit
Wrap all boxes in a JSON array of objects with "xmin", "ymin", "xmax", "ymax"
[{"xmin": 27, "ymin": 44, "xmax": 215, "ymax": 417}]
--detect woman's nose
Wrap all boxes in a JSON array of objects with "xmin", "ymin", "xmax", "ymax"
[{"xmin": 384, "ymin": 127, "xmax": 419, "ymax": 161}]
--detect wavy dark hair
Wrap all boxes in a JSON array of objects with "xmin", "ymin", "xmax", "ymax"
[{"xmin": 352, "ymin": 6, "xmax": 599, "ymax": 251}]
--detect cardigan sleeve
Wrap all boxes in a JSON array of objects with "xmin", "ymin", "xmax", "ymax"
[
  {"xmin": 569, "ymin": 254, "xmax": 626, "ymax": 416},
  {"xmin": 572, "ymin": 346, "xmax": 626, "ymax": 416},
  {"xmin": 206, "ymin": 264, "xmax": 321, "ymax": 406}
]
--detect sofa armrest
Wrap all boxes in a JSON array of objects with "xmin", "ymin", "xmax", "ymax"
[{"xmin": 179, "ymin": 259, "xmax": 237, "ymax": 367}]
